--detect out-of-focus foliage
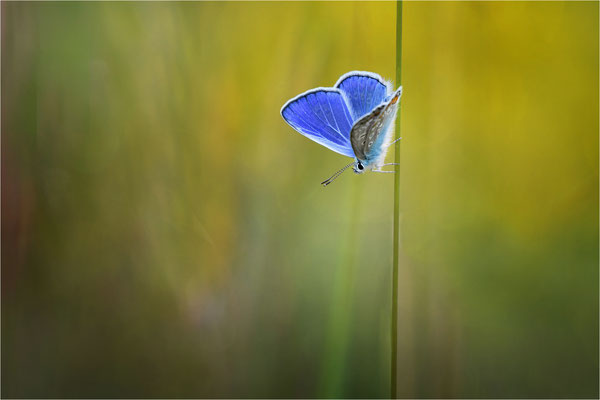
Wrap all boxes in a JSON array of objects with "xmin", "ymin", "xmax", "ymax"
[{"xmin": 2, "ymin": 2, "xmax": 597, "ymax": 398}]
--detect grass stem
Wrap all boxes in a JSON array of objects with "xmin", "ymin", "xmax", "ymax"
[{"xmin": 391, "ymin": 1, "xmax": 403, "ymax": 398}]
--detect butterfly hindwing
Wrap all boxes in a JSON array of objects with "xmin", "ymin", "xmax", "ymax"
[
  {"xmin": 350, "ymin": 88, "xmax": 402, "ymax": 161},
  {"xmin": 335, "ymin": 71, "xmax": 390, "ymax": 121},
  {"xmin": 281, "ymin": 88, "xmax": 355, "ymax": 158}
]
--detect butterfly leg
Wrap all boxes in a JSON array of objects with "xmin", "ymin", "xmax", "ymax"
[
  {"xmin": 373, "ymin": 163, "xmax": 399, "ymax": 173},
  {"xmin": 386, "ymin": 137, "xmax": 402, "ymax": 148}
]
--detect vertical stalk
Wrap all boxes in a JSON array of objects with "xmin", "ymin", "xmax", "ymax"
[{"xmin": 391, "ymin": 0, "xmax": 403, "ymax": 399}]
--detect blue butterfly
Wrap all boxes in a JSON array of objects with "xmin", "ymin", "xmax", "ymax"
[{"xmin": 281, "ymin": 71, "xmax": 402, "ymax": 186}]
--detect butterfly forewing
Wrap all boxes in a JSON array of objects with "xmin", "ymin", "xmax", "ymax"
[
  {"xmin": 281, "ymin": 89, "xmax": 355, "ymax": 158},
  {"xmin": 335, "ymin": 72, "xmax": 389, "ymax": 121}
]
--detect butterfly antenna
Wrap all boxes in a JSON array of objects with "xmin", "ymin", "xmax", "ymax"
[{"xmin": 321, "ymin": 161, "xmax": 355, "ymax": 187}]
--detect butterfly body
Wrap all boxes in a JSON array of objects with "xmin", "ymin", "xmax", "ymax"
[
  {"xmin": 349, "ymin": 89, "xmax": 402, "ymax": 173},
  {"xmin": 280, "ymin": 71, "xmax": 402, "ymax": 185}
]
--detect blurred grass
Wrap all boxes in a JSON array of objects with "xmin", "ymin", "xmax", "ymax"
[{"xmin": 2, "ymin": 1, "xmax": 598, "ymax": 398}]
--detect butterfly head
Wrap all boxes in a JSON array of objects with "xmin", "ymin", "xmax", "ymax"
[{"xmin": 352, "ymin": 161, "xmax": 366, "ymax": 174}]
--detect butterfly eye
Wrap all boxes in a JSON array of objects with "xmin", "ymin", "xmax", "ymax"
[{"xmin": 357, "ymin": 163, "xmax": 364, "ymax": 170}]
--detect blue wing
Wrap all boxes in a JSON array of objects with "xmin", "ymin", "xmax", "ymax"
[
  {"xmin": 335, "ymin": 71, "xmax": 390, "ymax": 121},
  {"xmin": 281, "ymin": 88, "xmax": 355, "ymax": 158}
]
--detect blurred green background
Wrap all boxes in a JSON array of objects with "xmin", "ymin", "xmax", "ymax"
[{"xmin": 2, "ymin": 1, "xmax": 597, "ymax": 398}]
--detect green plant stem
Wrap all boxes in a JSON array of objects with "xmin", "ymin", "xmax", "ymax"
[{"xmin": 392, "ymin": 1, "xmax": 402, "ymax": 399}]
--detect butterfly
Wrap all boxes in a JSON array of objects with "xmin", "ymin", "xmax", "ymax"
[{"xmin": 280, "ymin": 71, "xmax": 402, "ymax": 186}]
